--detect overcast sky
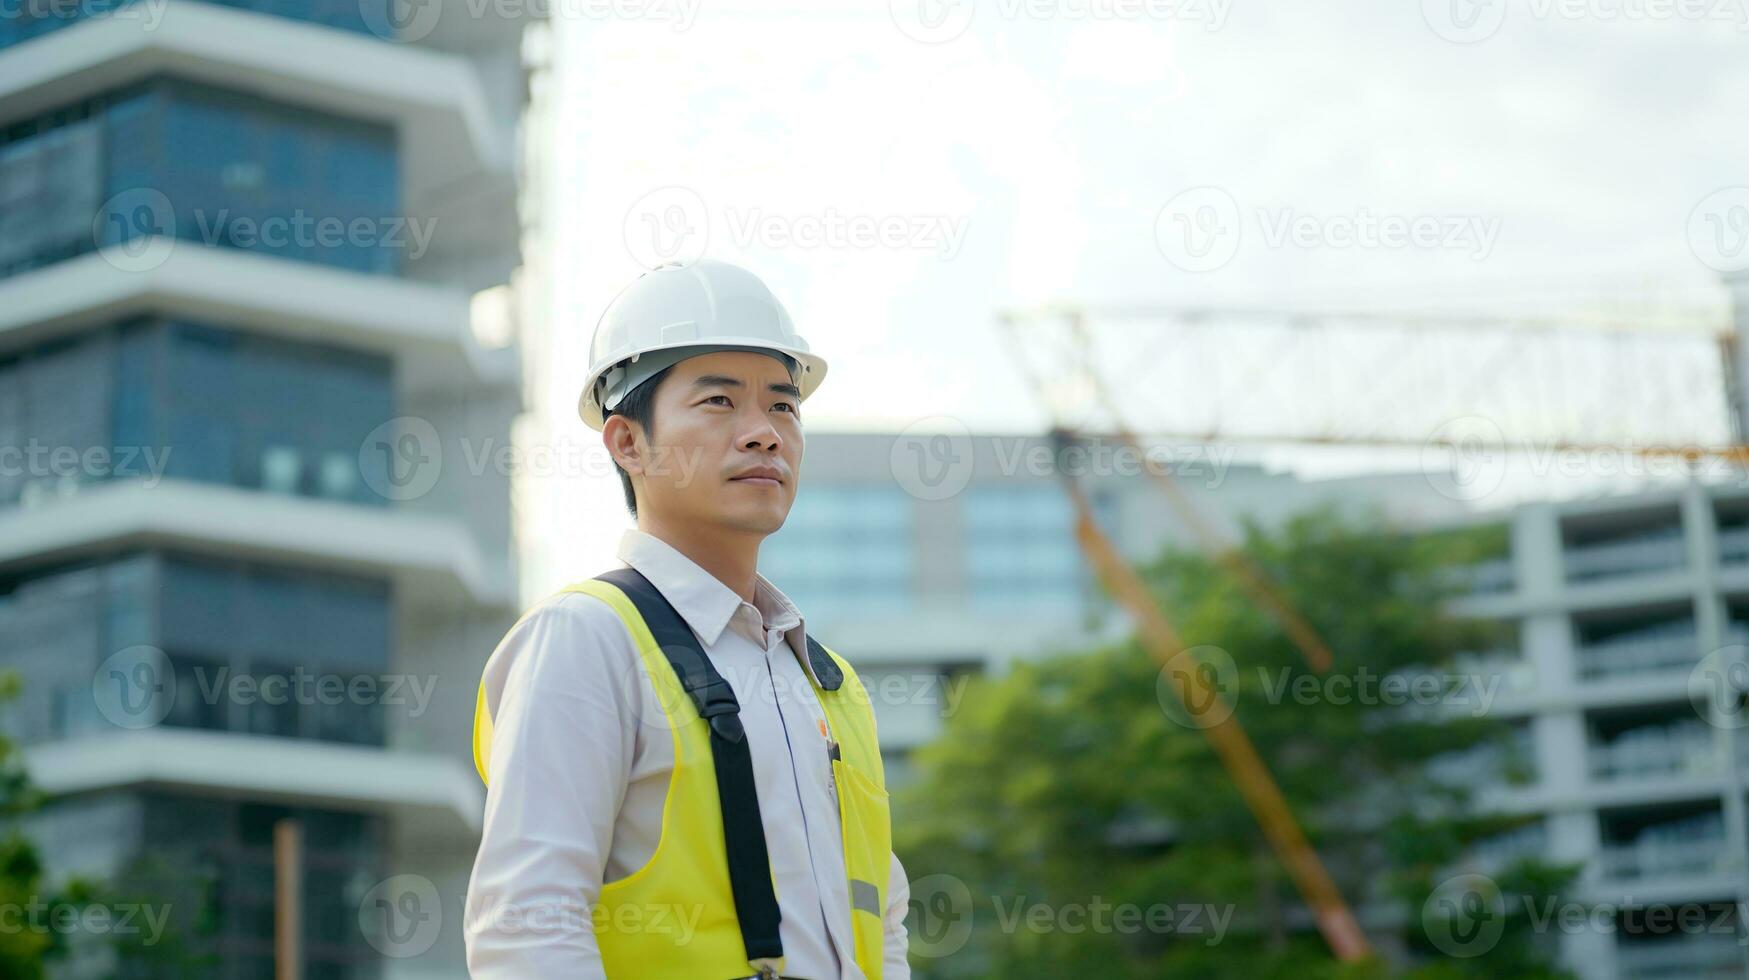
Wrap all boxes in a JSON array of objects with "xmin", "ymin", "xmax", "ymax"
[{"xmin": 520, "ymin": 0, "xmax": 1749, "ymax": 594}]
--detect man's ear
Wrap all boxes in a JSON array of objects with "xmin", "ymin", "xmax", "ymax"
[{"xmin": 602, "ymin": 414, "xmax": 645, "ymax": 476}]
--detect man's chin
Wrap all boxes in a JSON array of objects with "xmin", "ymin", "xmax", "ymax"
[{"xmin": 713, "ymin": 506, "xmax": 789, "ymax": 537}]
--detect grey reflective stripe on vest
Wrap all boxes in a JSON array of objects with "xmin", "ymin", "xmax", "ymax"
[{"xmin": 850, "ymin": 878, "xmax": 881, "ymax": 917}]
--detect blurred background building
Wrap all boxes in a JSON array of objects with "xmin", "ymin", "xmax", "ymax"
[
  {"xmin": 1445, "ymin": 482, "xmax": 1749, "ymax": 980},
  {"xmin": 766, "ymin": 429, "xmax": 1749, "ymax": 980},
  {"xmin": 763, "ymin": 432, "xmax": 1474, "ymax": 782},
  {"xmin": 1, "ymin": 2, "xmax": 1747, "ymax": 978},
  {"xmin": 0, "ymin": 0, "xmax": 541, "ymax": 976}
]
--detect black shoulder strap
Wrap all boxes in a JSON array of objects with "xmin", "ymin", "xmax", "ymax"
[
  {"xmin": 593, "ymin": 567, "xmax": 784, "ymax": 970},
  {"xmin": 805, "ymin": 636, "xmax": 844, "ymax": 691}
]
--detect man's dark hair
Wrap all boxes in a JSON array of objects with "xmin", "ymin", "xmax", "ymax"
[{"xmin": 605, "ymin": 365, "xmax": 671, "ymax": 517}]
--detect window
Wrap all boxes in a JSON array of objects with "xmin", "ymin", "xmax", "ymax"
[
  {"xmin": 0, "ymin": 0, "xmax": 392, "ymax": 51},
  {"xmin": 762, "ymin": 485, "xmax": 915, "ymax": 620},
  {"xmin": 0, "ymin": 318, "xmax": 393, "ymax": 509},
  {"xmin": 963, "ymin": 485, "xmax": 1103, "ymax": 615},
  {"xmin": 2, "ymin": 79, "xmax": 398, "ymax": 278},
  {"xmin": 0, "ymin": 552, "xmax": 392, "ymax": 747}
]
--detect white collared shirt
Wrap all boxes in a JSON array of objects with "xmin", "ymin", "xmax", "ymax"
[{"xmin": 465, "ymin": 529, "xmax": 912, "ymax": 979}]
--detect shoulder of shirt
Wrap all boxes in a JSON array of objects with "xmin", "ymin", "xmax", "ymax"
[
  {"xmin": 485, "ymin": 586, "xmax": 643, "ymax": 688},
  {"xmin": 510, "ymin": 585, "xmax": 634, "ymax": 638}
]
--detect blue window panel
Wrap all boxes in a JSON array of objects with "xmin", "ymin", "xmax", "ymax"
[
  {"xmin": 44, "ymin": 317, "xmax": 395, "ymax": 507},
  {"xmin": 0, "ymin": 0, "xmax": 388, "ymax": 51},
  {"xmin": 963, "ymin": 485, "xmax": 1098, "ymax": 615},
  {"xmin": 4, "ymin": 79, "xmax": 399, "ymax": 278},
  {"xmin": 764, "ymin": 484, "xmax": 916, "ymax": 614}
]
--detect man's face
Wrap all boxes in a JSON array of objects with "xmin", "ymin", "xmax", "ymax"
[{"xmin": 621, "ymin": 350, "xmax": 804, "ymax": 536}]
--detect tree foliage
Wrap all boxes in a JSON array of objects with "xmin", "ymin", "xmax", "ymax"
[{"xmin": 896, "ymin": 506, "xmax": 1577, "ymax": 978}]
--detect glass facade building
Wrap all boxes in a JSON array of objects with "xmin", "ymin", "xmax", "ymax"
[
  {"xmin": 0, "ymin": 553, "xmax": 392, "ymax": 747},
  {"xmin": 0, "ymin": 0, "xmax": 392, "ymax": 51},
  {"xmin": 0, "ymin": 318, "xmax": 394, "ymax": 507},
  {"xmin": 0, "ymin": 0, "xmax": 534, "ymax": 972},
  {"xmin": 1, "ymin": 78, "xmax": 399, "ymax": 278},
  {"xmin": 763, "ymin": 484, "xmax": 915, "ymax": 618}
]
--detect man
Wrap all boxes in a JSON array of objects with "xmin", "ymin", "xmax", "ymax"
[{"xmin": 465, "ymin": 260, "xmax": 910, "ymax": 979}]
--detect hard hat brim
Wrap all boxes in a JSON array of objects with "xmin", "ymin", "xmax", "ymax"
[{"xmin": 578, "ymin": 338, "xmax": 828, "ymax": 430}]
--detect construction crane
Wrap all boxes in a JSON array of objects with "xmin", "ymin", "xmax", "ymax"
[{"xmin": 997, "ymin": 289, "xmax": 1749, "ymax": 965}]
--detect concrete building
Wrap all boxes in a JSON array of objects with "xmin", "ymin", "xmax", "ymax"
[
  {"xmin": 0, "ymin": 1, "xmax": 539, "ymax": 976},
  {"xmin": 770, "ymin": 431, "xmax": 1749, "ymax": 978},
  {"xmin": 1449, "ymin": 481, "xmax": 1749, "ymax": 980},
  {"xmin": 761, "ymin": 430, "xmax": 1473, "ymax": 783}
]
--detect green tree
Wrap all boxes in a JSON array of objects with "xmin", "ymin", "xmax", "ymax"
[
  {"xmin": 0, "ymin": 671, "xmax": 96, "ymax": 980},
  {"xmin": 896, "ymin": 505, "xmax": 1577, "ymax": 978}
]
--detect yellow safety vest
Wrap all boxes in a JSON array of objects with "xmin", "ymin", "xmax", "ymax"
[{"xmin": 473, "ymin": 578, "xmax": 893, "ymax": 980}]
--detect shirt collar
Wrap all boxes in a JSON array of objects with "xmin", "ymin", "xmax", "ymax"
[{"xmin": 616, "ymin": 529, "xmax": 825, "ymax": 687}]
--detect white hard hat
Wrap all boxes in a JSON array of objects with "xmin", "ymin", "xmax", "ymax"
[{"xmin": 578, "ymin": 260, "xmax": 828, "ymax": 430}]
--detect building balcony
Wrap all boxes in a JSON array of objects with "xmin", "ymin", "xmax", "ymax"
[
  {"xmin": 0, "ymin": 478, "xmax": 513, "ymax": 610},
  {"xmin": 0, "ymin": 1, "xmax": 511, "ymax": 204},
  {"xmin": 25, "ymin": 726, "xmax": 481, "ymax": 837},
  {"xmin": 1576, "ymin": 623, "xmax": 1718, "ymax": 682},
  {"xmin": 1598, "ymin": 835, "xmax": 1729, "ymax": 882},
  {"xmin": 1562, "ymin": 528, "xmax": 1686, "ymax": 583},
  {"xmin": 1, "ymin": 0, "xmax": 394, "ymax": 50},
  {"xmin": 1459, "ymin": 557, "xmax": 1515, "ymax": 595},
  {"xmin": 1617, "ymin": 934, "xmax": 1744, "ymax": 980},
  {"xmin": 1589, "ymin": 731, "xmax": 1717, "ymax": 783},
  {"xmin": 0, "ymin": 245, "xmax": 516, "ymax": 393},
  {"xmin": 1719, "ymin": 524, "xmax": 1749, "ymax": 566}
]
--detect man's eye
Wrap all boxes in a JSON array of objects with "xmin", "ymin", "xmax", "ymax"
[
  {"xmin": 704, "ymin": 395, "xmax": 731, "ymax": 406},
  {"xmin": 772, "ymin": 402, "xmax": 798, "ymax": 414}
]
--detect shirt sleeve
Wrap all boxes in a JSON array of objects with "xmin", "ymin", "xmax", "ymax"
[
  {"xmin": 464, "ymin": 593, "xmax": 637, "ymax": 980},
  {"xmin": 883, "ymin": 851, "xmax": 912, "ymax": 979}
]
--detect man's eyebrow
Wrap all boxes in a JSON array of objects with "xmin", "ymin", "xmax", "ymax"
[
  {"xmin": 689, "ymin": 374, "xmax": 745, "ymax": 391},
  {"xmin": 691, "ymin": 374, "xmax": 802, "ymax": 399}
]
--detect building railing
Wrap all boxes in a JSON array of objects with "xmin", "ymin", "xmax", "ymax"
[
  {"xmin": 1562, "ymin": 528, "xmax": 1686, "ymax": 582},
  {"xmin": 1617, "ymin": 935, "xmax": 1744, "ymax": 979},
  {"xmin": 1442, "ymin": 557, "xmax": 1515, "ymax": 595},
  {"xmin": 1598, "ymin": 835, "xmax": 1729, "ymax": 881},
  {"xmin": 1589, "ymin": 725, "xmax": 1716, "ymax": 782},
  {"xmin": 1576, "ymin": 626, "xmax": 1700, "ymax": 680},
  {"xmin": 0, "ymin": 0, "xmax": 393, "ymax": 51},
  {"xmin": 1719, "ymin": 524, "xmax": 1749, "ymax": 565}
]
